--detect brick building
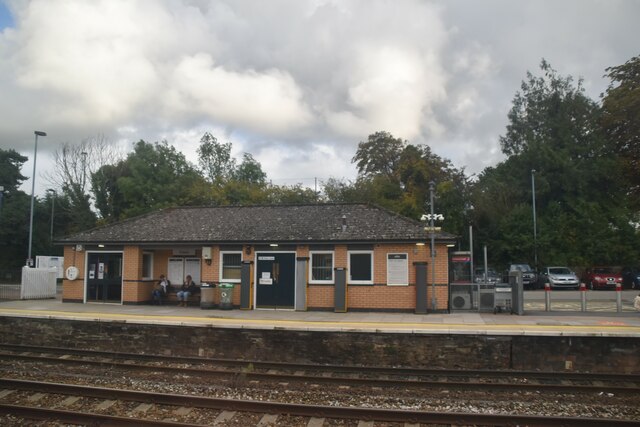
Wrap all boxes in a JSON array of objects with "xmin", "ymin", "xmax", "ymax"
[{"xmin": 58, "ymin": 204, "xmax": 456, "ymax": 312}]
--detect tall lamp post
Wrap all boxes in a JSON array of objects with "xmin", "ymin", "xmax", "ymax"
[
  {"xmin": 27, "ymin": 130, "xmax": 47, "ymax": 267},
  {"xmin": 531, "ymin": 169, "xmax": 538, "ymax": 270},
  {"xmin": 47, "ymin": 189, "xmax": 56, "ymax": 245},
  {"xmin": 0, "ymin": 186, "xmax": 4, "ymax": 219},
  {"xmin": 422, "ymin": 181, "xmax": 444, "ymax": 312}
]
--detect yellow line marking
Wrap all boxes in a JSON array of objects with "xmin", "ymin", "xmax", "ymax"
[{"xmin": 1, "ymin": 308, "xmax": 639, "ymax": 332}]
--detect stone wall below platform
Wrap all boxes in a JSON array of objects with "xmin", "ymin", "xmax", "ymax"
[{"xmin": 0, "ymin": 317, "xmax": 637, "ymax": 373}]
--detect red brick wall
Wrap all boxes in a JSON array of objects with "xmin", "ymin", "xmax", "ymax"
[{"xmin": 62, "ymin": 242, "xmax": 451, "ymax": 310}]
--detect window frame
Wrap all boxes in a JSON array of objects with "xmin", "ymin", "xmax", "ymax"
[
  {"xmin": 348, "ymin": 250, "xmax": 374, "ymax": 285},
  {"xmin": 219, "ymin": 251, "xmax": 242, "ymax": 283},
  {"xmin": 386, "ymin": 253, "xmax": 409, "ymax": 286},
  {"xmin": 142, "ymin": 251, "xmax": 154, "ymax": 280},
  {"xmin": 309, "ymin": 251, "xmax": 335, "ymax": 284}
]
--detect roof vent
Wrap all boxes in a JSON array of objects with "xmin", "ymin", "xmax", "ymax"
[{"xmin": 341, "ymin": 215, "xmax": 347, "ymax": 232}]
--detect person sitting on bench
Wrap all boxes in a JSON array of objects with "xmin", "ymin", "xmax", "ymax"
[{"xmin": 177, "ymin": 275, "xmax": 197, "ymax": 307}]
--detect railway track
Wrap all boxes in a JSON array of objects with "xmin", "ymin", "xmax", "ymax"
[
  {"xmin": 1, "ymin": 343, "xmax": 638, "ymax": 395},
  {"xmin": 0, "ymin": 378, "xmax": 637, "ymax": 426}
]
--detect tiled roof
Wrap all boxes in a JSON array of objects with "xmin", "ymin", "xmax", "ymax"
[{"xmin": 58, "ymin": 204, "xmax": 456, "ymax": 245}]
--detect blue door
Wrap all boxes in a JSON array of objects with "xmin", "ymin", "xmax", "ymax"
[{"xmin": 256, "ymin": 253, "xmax": 296, "ymax": 309}]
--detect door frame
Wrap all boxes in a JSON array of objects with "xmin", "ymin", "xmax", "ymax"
[
  {"xmin": 253, "ymin": 251, "xmax": 297, "ymax": 311},
  {"xmin": 84, "ymin": 250, "xmax": 124, "ymax": 304}
]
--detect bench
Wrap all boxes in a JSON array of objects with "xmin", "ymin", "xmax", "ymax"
[{"xmin": 151, "ymin": 287, "xmax": 202, "ymax": 306}]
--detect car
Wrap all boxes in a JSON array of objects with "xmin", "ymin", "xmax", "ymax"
[
  {"xmin": 584, "ymin": 267, "xmax": 623, "ymax": 290},
  {"xmin": 506, "ymin": 264, "xmax": 538, "ymax": 290},
  {"xmin": 622, "ymin": 267, "xmax": 640, "ymax": 290},
  {"xmin": 538, "ymin": 266, "xmax": 580, "ymax": 290},
  {"xmin": 474, "ymin": 268, "xmax": 500, "ymax": 284}
]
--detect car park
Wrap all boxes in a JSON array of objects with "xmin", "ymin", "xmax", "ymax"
[
  {"xmin": 538, "ymin": 266, "xmax": 579, "ymax": 290},
  {"xmin": 506, "ymin": 264, "xmax": 538, "ymax": 290},
  {"xmin": 622, "ymin": 267, "xmax": 640, "ymax": 289},
  {"xmin": 584, "ymin": 267, "xmax": 623, "ymax": 290}
]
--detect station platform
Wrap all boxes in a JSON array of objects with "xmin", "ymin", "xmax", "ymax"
[{"xmin": 1, "ymin": 297, "xmax": 639, "ymax": 337}]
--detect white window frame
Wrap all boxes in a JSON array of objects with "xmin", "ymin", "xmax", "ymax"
[
  {"xmin": 309, "ymin": 251, "xmax": 334, "ymax": 284},
  {"xmin": 220, "ymin": 251, "xmax": 242, "ymax": 283},
  {"xmin": 348, "ymin": 250, "xmax": 374, "ymax": 285},
  {"xmin": 142, "ymin": 251, "xmax": 154, "ymax": 280},
  {"xmin": 386, "ymin": 253, "xmax": 409, "ymax": 286}
]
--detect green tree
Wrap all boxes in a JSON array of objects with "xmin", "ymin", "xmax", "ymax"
[
  {"xmin": 233, "ymin": 153, "xmax": 267, "ymax": 185},
  {"xmin": 103, "ymin": 140, "xmax": 204, "ymax": 219},
  {"xmin": 197, "ymin": 132, "xmax": 236, "ymax": 183},
  {"xmin": 473, "ymin": 60, "xmax": 639, "ymax": 269},
  {"xmin": 601, "ymin": 54, "xmax": 640, "ymax": 207}
]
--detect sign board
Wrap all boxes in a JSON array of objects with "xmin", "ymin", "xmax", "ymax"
[
  {"xmin": 424, "ymin": 226, "xmax": 442, "ymax": 232},
  {"xmin": 387, "ymin": 253, "xmax": 408, "ymax": 286},
  {"xmin": 258, "ymin": 256, "xmax": 275, "ymax": 261}
]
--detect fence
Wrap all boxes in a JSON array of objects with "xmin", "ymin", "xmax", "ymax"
[{"xmin": 20, "ymin": 267, "xmax": 57, "ymax": 300}]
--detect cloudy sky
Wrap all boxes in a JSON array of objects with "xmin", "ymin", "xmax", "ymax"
[{"xmin": 1, "ymin": 0, "xmax": 638, "ymax": 196}]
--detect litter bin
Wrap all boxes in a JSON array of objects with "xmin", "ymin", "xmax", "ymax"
[
  {"xmin": 200, "ymin": 283, "xmax": 216, "ymax": 309},
  {"xmin": 219, "ymin": 283, "xmax": 234, "ymax": 310}
]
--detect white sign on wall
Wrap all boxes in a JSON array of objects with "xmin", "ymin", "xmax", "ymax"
[{"xmin": 387, "ymin": 253, "xmax": 408, "ymax": 286}]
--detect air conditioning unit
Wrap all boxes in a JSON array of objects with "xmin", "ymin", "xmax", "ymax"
[
  {"xmin": 473, "ymin": 289, "xmax": 495, "ymax": 311},
  {"xmin": 451, "ymin": 292, "xmax": 471, "ymax": 310}
]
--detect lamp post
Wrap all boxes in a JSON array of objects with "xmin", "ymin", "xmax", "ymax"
[
  {"xmin": 0, "ymin": 186, "xmax": 4, "ymax": 219},
  {"xmin": 421, "ymin": 181, "xmax": 444, "ymax": 312},
  {"xmin": 47, "ymin": 189, "xmax": 56, "ymax": 245},
  {"xmin": 27, "ymin": 131, "xmax": 47, "ymax": 267},
  {"xmin": 531, "ymin": 169, "xmax": 538, "ymax": 270}
]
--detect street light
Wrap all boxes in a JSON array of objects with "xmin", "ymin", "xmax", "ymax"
[
  {"xmin": 422, "ymin": 181, "xmax": 445, "ymax": 312},
  {"xmin": 531, "ymin": 169, "xmax": 538, "ymax": 270},
  {"xmin": 47, "ymin": 189, "xmax": 56, "ymax": 245},
  {"xmin": 27, "ymin": 130, "xmax": 47, "ymax": 267},
  {"xmin": 0, "ymin": 186, "xmax": 4, "ymax": 219}
]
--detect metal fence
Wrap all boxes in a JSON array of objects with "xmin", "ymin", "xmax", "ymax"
[{"xmin": 0, "ymin": 268, "xmax": 58, "ymax": 300}]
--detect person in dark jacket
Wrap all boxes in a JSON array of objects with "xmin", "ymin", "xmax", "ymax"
[{"xmin": 177, "ymin": 275, "xmax": 197, "ymax": 307}]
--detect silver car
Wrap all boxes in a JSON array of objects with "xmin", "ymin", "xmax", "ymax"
[{"xmin": 539, "ymin": 266, "xmax": 580, "ymax": 289}]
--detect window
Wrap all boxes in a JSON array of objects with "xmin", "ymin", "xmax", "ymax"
[
  {"xmin": 310, "ymin": 251, "xmax": 334, "ymax": 283},
  {"xmin": 220, "ymin": 251, "xmax": 242, "ymax": 282},
  {"xmin": 348, "ymin": 251, "xmax": 373, "ymax": 284},
  {"xmin": 142, "ymin": 252, "xmax": 153, "ymax": 279},
  {"xmin": 387, "ymin": 253, "xmax": 408, "ymax": 286}
]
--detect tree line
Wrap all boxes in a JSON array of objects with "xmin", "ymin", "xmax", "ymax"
[{"xmin": 0, "ymin": 56, "xmax": 638, "ymax": 271}]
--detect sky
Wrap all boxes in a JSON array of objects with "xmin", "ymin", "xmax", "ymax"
[{"xmin": 1, "ymin": 0, "xmax": 638, "ymax": 196}]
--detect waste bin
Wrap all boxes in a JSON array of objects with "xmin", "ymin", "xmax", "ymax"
[
  {"xmin": 219, "ymin": 283, "xmax": 234, "ymax": 310},
  {"xmin": 200, "ymin": 283, "xmax": 216, "ymax": 309}
]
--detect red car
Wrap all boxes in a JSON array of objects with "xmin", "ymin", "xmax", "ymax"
[{"xmin": 585, "ymin": 267, "xmax": 623, "ymax": 290}]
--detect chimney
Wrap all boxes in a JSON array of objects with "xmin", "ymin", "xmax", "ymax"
[{"xmin": 341, "ymin": 215, "xmax": 347, "ymax": 232}]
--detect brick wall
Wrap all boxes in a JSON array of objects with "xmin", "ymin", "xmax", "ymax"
[
  {"xmin": 3, "ymin": 317, "xmax": 638, "ymax": 374},
  {"xmin": 62, "ymin": 245, "xmax": 85, "ymax": 302},
  {"xmin": 62, "ymin": 241, "xmax": 452, "ymax": 310}
]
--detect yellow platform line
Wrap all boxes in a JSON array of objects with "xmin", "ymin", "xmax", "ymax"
[{"xmin": 1, "ymin": 308, "xmax": 640, "ymax": 334}]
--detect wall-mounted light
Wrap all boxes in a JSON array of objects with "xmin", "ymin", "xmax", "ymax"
[
  {"xmin": 446, "ymin": 244, "xmax": 456, "ymax": 248},
  {"xmin": 270, "ymin": 243, "xmax": 279, "ymax": 247},
  {"xmin": 98, "ymin": 244, "xmax": 105, "ymax": 248},
  {"xmin": 415, "ymin": 242, "xmax": 425, "ymax": 246}
]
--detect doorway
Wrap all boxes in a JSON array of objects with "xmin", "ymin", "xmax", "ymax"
[
  {"xmin": 86, "ymin": 252, "xmax": 123, "ymax": 303},
  {"xmin": 255, "ymin": 252, "xmax": 296, "ymax": 309}
]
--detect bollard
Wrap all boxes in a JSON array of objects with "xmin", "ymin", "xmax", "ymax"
[
  {"xmin": 580, "ymin": 283, "xmax": 587, "ymax": 312},
  {"xmin": 544, "ymin": 282, "xmax": 551, "ymax": 312},
  {"xmin": 616, "ymin": 282, "xmax": 622, "ymax": 313}
]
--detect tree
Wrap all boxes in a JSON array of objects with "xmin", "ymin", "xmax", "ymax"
[
  {"xmin": 197, "ymin": 132, "xmax": 236, "ymax": 183},
  {"xmin": 97, "ymin": 140, "xmax": 204, "ymax": 220},
  {"xmin": 601, "ymin": 55, "xmax": 640, "ymax": 206},
  {"xmin": 233, "ymin": 153, "xmax": 267, "ymax": 185},
  {"xmin": 0, "ymin": 149, "xmax": 52, "ymax": 269},
  {"xmin": 352, "ymin": 131, "xmax": 406, "ymax": 181},
  {"xmin": 473, "ymin": 60, "xmax": 639, "ymax": 269}
]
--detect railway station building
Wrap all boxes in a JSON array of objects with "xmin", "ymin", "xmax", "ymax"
[{"xmin": 58, "ymin": 204, "xmax": 456, "ymax": 312}]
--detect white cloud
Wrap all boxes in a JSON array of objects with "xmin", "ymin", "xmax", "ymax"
[{"xmin": 0, "ymin": 0, "xmax": 638, "ymax": 194}]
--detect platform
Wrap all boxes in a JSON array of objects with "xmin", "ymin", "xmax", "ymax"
[{"xmin": 1, "ymin": 297, "xmax": 639, "ymax": 337}]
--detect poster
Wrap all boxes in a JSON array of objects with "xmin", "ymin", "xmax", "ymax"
[
  {"xmin": 387, "ymin": 253, "xmax": 408, "ymax": 285},
  {"xmin": 98, "ymin": 263, "xmax": 104, "ymax": 280}
]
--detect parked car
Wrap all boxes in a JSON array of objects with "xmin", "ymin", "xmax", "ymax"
[
  {"xmin": 622, "ymin": 267, "xmax": 640, "ymax": 290},
  {"xmin": 538, "ymin": 266, "xmax": 580, "ymax": 290},
  {"xmin": 505, "ymin": 264, "xmax": 538, "ymax": 290},
  {"xmin": 474, "ymin": 268, "xmax": 500, "ymax": 284},
  {"xmin": 584, "ymin": 267, "xmax": 623, "ymax": 290}
]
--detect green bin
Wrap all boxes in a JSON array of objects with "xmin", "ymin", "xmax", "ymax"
[{"xmin": 219, "ymin": 283, "xmax": 234, "ymax": 310}]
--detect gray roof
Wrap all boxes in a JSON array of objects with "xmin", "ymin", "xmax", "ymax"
[{"xmin": 58, "ymin": 204, "xmax": 456, "ymax": 245}]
